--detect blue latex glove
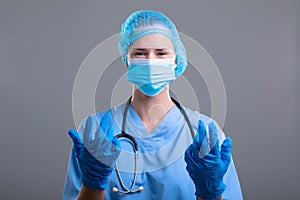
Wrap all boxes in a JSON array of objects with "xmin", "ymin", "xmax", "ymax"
[
  {"xmin": 67, "ymin": 112, "xmax": 121, "ymax": 190},
  {"xmin": 184, "ymin": 120, "xmax": 232, "ymax": 200}
]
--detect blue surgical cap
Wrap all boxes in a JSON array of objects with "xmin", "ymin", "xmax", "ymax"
[{"xmin": 118, "ymin": 10, "xmax": 188, "ymax": 77}]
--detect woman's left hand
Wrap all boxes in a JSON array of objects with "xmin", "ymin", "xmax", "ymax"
[{"xmin": 184, "ymin": 120, "xmax": 232, "ymax": 200}]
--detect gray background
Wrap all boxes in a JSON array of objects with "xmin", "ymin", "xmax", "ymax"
[{"xmin": 1, "ymin": 0, "xmax": 299, "ymax": 199}]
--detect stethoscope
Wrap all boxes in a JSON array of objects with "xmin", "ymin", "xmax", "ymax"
[{"xmin": 112, "ymin": 96, "xmax": 195, "ymax": 194}]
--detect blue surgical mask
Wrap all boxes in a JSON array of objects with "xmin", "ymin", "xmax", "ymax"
[{"xmin": 126, "ymin": 58, "xmax": 176, "ymax": 96}]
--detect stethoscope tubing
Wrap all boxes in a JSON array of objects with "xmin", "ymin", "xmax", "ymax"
[{"xmin": 113, "ymin": 96, "xmax": 195, "ymax": 194}]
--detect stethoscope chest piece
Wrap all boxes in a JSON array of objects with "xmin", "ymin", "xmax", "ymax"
[{"xmin": 112, "ymin": 131, "xmax": 143, "ymax": 193}]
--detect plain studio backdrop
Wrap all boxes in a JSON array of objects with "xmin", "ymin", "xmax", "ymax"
[{"xmin": 1, "ymin": 0, "xmax": 299, "ymax": 199}]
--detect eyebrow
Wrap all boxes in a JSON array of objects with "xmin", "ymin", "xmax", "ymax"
[{"xmin": 131, "ymin": 48, "xmax": 172, "ymax": 51}]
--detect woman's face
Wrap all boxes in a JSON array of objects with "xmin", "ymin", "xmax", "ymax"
[{"xmin": 127, "ymin": 34, "xmax": 176, "ymax": 61}]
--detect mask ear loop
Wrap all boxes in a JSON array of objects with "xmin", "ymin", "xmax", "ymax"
[{"xmin": 170, "ymin": 55, "xmax": 177, "ymax": 69}]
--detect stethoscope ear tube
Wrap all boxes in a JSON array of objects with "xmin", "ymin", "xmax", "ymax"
[{"xmin": 171, "ymin": 97, "xmax": 196, "ymax": 138}]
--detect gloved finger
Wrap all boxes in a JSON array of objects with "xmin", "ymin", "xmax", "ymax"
[
  {"xmin": 194, "ymin": 120, "xmax": 207, "ymax": 146},
  {"xmin": 199, "ymin": 137, "xmax": 210, "ymax": 158},
  {"xmin": 103, "ymin": 115, "xmax": 121, "ymax": 151},
  {"xmin": 100, "ymin": 112, "xmax": 113, "ymax": 142},
  {"xmin": 87, "ymin": 113, "xmax": 110, "ymax": 147},
  {"xmin": 191, "ymin": 121, "xmax": 202, "ymax": 156},
  {"xmin": 83, "ymin": 116, "xmax": 97, "ymax": 145},
  {"xmin": 68, "ymin": 129, "xmax": 83, "ymax": 155},
  {"xmin": 221, "ymin": 137, "xmax": 232, "ymax": 167},
  {"xmin": 105, "ymin": 116, "xmax": 115, "ymax": 145},
  {"xmin": 111, "ymin": 136, "xmax": 121, "ymax": 150},
  {"xmin": 208, "ymin": 122, "xmax": 220, "ymax": 156},
  {"xmin": 196, "ymin": 120, "xmax": 209, "ymax": 158}
]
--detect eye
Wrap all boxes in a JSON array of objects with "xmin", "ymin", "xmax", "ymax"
[
  {"xmin": 130, "ymin": 50, "xmax": 148, "ymax": 58},
  {"xmin": 157, "ymin": 52, "xmax": 167, "ymax": 56},
  {"xmin": 134, "ymin": 52, "xmax": 146, "ymax": 56}
]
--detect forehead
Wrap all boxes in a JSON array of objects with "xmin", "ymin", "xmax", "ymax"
[{"xmin": 128, "ymin": 34, "xmax": 174, "ymax": 51}]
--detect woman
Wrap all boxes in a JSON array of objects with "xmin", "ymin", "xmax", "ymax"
[{"xmin": 63, "ymin": 10, "xmax": 243, "ymax": 200}]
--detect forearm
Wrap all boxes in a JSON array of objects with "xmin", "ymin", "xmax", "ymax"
[
  {"xmin": 77, "ymin": 185, "xmax": 106, "ymax": 200},
  {"xmin": 197, "ymin": 196, "xmax": 222, "ymax": 200}
]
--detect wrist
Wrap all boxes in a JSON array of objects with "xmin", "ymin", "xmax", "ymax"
[
  {"xmin": 197, "ymin": 196, "xmax": 222, "ymax": 200},
  {"xmin": 195, "ymin": 181, "xmax": 226, "ymax": 200},
  {"xmin": 82, "ymin": 177, "xmax": 109, "ymax": 190},
  {"xmin": 78, "ymin": 185, "xmax": 105, "ymax": 200},
  {"xmin": 81, "ymin": 168, "xmax": 113, "ymax": 190}
]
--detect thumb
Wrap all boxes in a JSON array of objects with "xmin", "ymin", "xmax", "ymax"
[
  {"xmin": 221, "ymin": 137, "xmax": 232, "ymax": 167},
  {"xmin": 67, "ymin": 129, "xmax": 83, "ymax": 155}
]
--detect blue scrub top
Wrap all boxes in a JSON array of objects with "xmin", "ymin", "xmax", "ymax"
[{"xmin": 62, "ymin": 102, "xmax": 243, "ymax": 200}]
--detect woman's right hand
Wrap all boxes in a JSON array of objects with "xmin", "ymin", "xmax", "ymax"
[{"xmin": 67, "ymin": 112, "xmax": 121, "ymax": 190}]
